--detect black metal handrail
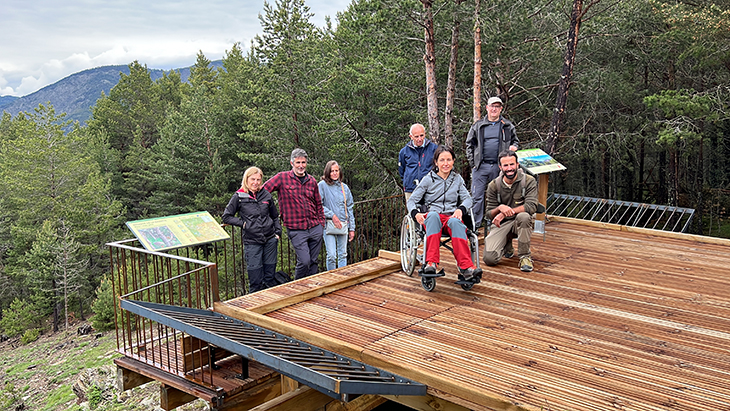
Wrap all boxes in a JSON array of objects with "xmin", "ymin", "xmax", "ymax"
[{"xmin": 546, "ymin": 194, "xmax": 695, "ymax": 233}]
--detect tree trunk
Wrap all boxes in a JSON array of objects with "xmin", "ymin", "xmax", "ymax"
[
  {"xmin": 638, "ymin": 139, "xmax": 645, "ymax": 202},
  {"xmin": 658, "ymin": 151, "xmax": 667, "ymax": 204},
  {"xmin": 669, "ymin": 149, "xmax": 678, "ymax": 206},
  {"xmin": 473, "ymin": 0, "xmax": 482, "ymax": 123},
  {"xmin": 443, "ymin": 0, "xmax": 463, "ymax": 148},
  {"xmin": 545, "ymin": 0, "xmax": 585, "ymax": 156},
  {"xmin": 696, "ymin": 135, "xmax": 704, "ymax": 234},
  {"xmin": 53, "ymin": 303, "xmax": 60, "ymax": 333},
  {"xmin": 422, "ymin": 0, "xmax": 441, "ymax": 144},
  {"xmin": 64, "ymin": 263, "xmax": 69, "ymax": 332}
]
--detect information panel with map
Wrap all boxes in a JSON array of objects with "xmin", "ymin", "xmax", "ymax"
[
  {"xmin": 516, "ymin": 148, "xmax": 567, "ymax": 175},
  {"xmin": 126, "ymin": 211, "xmax": 230, "ymax": 252}
]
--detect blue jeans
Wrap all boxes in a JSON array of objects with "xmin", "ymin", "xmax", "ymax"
[
  {"xmin": 244, "ymin": 236, "xmax": 278, "ymax": 293},
  {"xmin": 287, "ymin": 225, "xmax": 324, "ymax": 279},
  {"xmin": 323, "ymin": 232, "xmax": 348, "ymax": 270}
]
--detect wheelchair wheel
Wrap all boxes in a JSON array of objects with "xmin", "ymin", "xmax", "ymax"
[
  {"xmin": 460, "ymin": 282, "xmax": 474, "ymax": 291},
  {"xmin": 468, "ymin": 231, "xmax": 480, "ymax": 270},
  {"xmin": 400, "ymin": 215, "xmax": 419, "ymax": 276},
  {"xmin": 421, "ymin": 276, "xmax": 436, "ymax": 292}
]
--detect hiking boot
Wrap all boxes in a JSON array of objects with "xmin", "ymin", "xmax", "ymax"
[
  {"xmin": 423, "ymin": 262, "xmax": 437, "ymax": 275},
  {"xmin": 504, "ymin": 241, "xmax": 514, "ymax": 259},
  {"xmin": 519, "ymin": 256, "xmax": 533, "ymax": 272},
  {"xmin": 459, "ymin": 266, "xmax": 476, "ymax": 281}
]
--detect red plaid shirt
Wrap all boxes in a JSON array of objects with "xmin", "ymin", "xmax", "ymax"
[{"xmin": 263, "ymin": 170, "xmax": 325, "ymax": 230}]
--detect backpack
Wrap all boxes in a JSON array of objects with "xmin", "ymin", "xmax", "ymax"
[{"xmin": 273, "ymin": 271, "xmax": 292, "ymax": 285}]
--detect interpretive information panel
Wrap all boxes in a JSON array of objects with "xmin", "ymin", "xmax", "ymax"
[
  {"xmin": 516, "ymin": 148, "xmax": 566, "ymax": 175},
  {"xmin": 126, "ymin": 211, "xmax": 230, "ymax": 252}
]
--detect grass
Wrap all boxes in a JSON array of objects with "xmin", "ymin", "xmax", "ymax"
[
  {"xmin": 0, "ymin": 325, "xmax": 119, "ymax": 410},
  {"xmin": 0, "ymin": 322, "xmax": 210, "ymax": 411}
]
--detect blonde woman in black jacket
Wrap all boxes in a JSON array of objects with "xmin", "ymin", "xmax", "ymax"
[{"xmin": 222, "ymin": 167, "xmax": 282, "ymax": 292}]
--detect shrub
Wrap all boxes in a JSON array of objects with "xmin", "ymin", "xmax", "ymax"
[
  {"xmin": 91, "ymin": 275, "xmax": 115, "ymax": 332},
  {"xmin": 88, "ymin": 384, "xmax": 103, "ymax": 409},
  {"xmin": 0, "ymin": 298, "xmax": 38, "ymax": 338},
  {"xmin": 20, "ymin": 328, "xmax": 40, "ymax": 345},
  {"xmin": 0, "ymin": 383, "xmax": 23, "ymax": 410}
]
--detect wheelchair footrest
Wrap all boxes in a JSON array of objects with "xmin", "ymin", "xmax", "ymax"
[
  {"xmin": 454, "ymin": 278, "xmax": 480, "ymax": 285},
  {"xmin": 455, "ymin": 268, "xmax": 483, "ymax": 285},
  {"xmin": 419, "ymin": 269, "xmax": 445, "ymax": 278}
]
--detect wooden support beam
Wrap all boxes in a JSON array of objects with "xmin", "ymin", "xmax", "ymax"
[
  {"xmin": 116, "ymin": 366, "xmax": 153, "ymax": 391},
  {"xmin": 325, "ymin": 394, "xmax": 387, "ymax": 411},
  {"xmin": 161, "ymin": 384, "xmax": 199, "ymax": 411},
  {"xmin": 281, "ymin": 375, "xmax": 299, "ymax": 394},
  {"xmin": 247, "ymin": 386, "xmax": 333, "ymax": 411},
  {"xmin": 377, "ymin": 250, "xmax": 400, "ymax": 262},
  {"xmin": 114, "ymin": 357, "xmax": 223, "ymax": 405},
  {"xmin": 216, "ymin": 377, "xmax": 282, "ymax": 410},
  {"xmin": 537, "ymin": 173, "xmax": 549, "ymax": 221},
  {"xmin": 382, "ymin": 393, "xmax": 473, "ymax": 411}
]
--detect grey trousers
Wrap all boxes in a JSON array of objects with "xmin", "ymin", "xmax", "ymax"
[
  {"xmin": 483, "ymin": 212, "xmax": 534, "ymax": 265},
  {"xmin": 287, "ymin": 224, "xmax": 324, "ymax": 279},
  {"xmin": 470, "ymin": 162, "xmax": 500, "ymax": 226}
]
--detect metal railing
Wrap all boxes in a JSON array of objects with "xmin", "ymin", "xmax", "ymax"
[
  {"xmin": 546, "ymin": 194, "xmax": 695, "ymax": 233},
  {"xmin": 108, "ymin": 194, "xmax": 407, "ymax": 391}
]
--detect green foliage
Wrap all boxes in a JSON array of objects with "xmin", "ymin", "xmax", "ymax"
[
  {"xmin": 0, "ymin": 298, "xmax": 38, "ymax": 337},
  {"xmin": 88, "ymin": 384, "xmax": 103, "ymax": 409},
  {"xmin": 91, "ymin": 275, "xmax": 116, "ymax": 332},
  {"xmin": 644, "ymin": 89, "xmax": 716, "ymax": 146},
  {"xmin": 20, "ymin": 328, "xmax": 40, "ymax": 345},
  {"xmin": 0, "ymin": 383, "xmax": 24, "ymax": 410}
]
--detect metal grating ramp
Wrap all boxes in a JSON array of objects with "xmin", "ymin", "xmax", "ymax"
[
  {"xmin": 120, "ymin": 300, "xmax": 426, "ymax": 401},
  {"xmin": 547, "ymin": 194, "xmax": 695, "ymax": 233}
]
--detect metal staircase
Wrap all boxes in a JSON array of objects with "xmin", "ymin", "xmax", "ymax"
[{"xmin": 121, "ymin": 299, "xmax": 426, "ymax": 402}]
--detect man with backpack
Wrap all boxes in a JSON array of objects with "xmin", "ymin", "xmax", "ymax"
[{"xmin": 483, "ymin": 150, "xmax": 538, "ymax": 272}]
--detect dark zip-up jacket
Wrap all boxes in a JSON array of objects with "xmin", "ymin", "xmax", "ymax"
[
  {"xmin": 398, "ymin": 139, "xmax": 437, "ymax": 193},
  {"xmin": 465, "ymin": 115, "xmax": 519, "ymax": 169},
  {"xmin": 222, "ymin": 188, "xmax": 282, "ymax": 245}
]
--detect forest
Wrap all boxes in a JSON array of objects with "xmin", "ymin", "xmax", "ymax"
[{"xmin": 0, "ymin": 0, "xmax": 728, "ymax": 338}]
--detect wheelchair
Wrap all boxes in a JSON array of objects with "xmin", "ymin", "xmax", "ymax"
[{"xmin": 400, "ymin": 209, "xmax": 482, "ymax": 292}]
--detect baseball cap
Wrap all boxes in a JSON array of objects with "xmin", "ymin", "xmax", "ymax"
[{"xmin": 487, "ymin": 96, "xmax": 503, "ymax": 106}]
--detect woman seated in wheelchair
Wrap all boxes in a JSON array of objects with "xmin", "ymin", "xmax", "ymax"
[{"xmin": 406, "ymin": 145, "xmax": 482, "ymax": 281}]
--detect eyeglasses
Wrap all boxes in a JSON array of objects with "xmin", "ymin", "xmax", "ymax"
[{"xmin": 487, "ymin": 104, "xmax": 503, "ymax": 109}]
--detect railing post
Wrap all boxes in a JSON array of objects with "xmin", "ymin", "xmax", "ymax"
[{"xmin": 210, "ymin": 264, "xmax": 220, "ymax": 304}]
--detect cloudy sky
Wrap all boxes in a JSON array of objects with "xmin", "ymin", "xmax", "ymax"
[{"xmin": 1, "ymin": 0, "xmax": 351, "ymax": 97}]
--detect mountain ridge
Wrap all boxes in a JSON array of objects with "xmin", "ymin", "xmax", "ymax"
[{"xmin": 1, "ymin": 61, "xmax": 223, "ymax": 126}]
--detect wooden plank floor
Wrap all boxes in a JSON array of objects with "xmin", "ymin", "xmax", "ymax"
[{"xmin": 215, "ymin": 220, "xmax": 730, "ymax": 411}]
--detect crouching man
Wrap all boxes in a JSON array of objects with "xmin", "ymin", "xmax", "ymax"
[{"xmin": 483, "ymin": 150, "xmax": 538, "ymax": 272}]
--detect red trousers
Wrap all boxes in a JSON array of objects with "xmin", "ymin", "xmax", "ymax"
[{"xmin": 424, "ymin": 213, "xmax": 473, "ymax": 269}]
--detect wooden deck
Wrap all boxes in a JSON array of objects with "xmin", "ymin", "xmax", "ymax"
[{"xmin": 214, "ymin": 219, "xmax": 730, "ymax": 411}]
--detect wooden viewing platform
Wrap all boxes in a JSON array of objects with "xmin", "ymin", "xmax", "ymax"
[{"xmin": 212, "ymin": 218, "xmax": 730, "ymax": 411}]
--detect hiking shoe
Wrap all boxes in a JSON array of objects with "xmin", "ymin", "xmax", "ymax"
[
  {"xmin": 504, "ymin": 241, "xmax": 514, "ymax": 259},
  {"xmin": 423, "ymin": 262, "xmax": 437, "ymax": 275},
  {"xmin": 519, "ymin": 256, "xmax": 533, "ymax": 272},
  {"xmin": 459, "ymin": 266, "xmax": 475, "ymax": 281}
]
